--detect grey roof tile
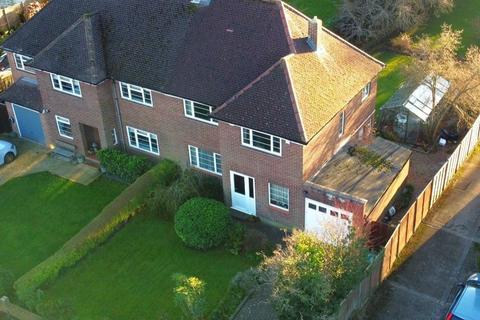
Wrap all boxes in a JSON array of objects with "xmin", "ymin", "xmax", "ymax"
[{"xmin": 0, "ymin": 77, "xmax": 43, "ymax": 112}]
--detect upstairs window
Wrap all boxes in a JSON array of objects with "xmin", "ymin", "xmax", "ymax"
[
  {"xmin": 127, "ymin": 126, "xmax": 159, "ymax": 155},
  {"xmin": 120, "ymin": 82, "xmax": 153, "ymax": 106},
  {"xmin": 188, "ymin": 145, "xmax": 222, "ymax": 175},
  {"xmin": 361, "ymin": 82, "xmax": 371, "ymax": 101},
  {"xmin": 51, "ymin": 74, "xmax": 82, "ymax": 97},
  {"xmin": 184, "ymin": 100, "xmax": 217, "ymax": 125},
  {"xmin": 241, "ymin": 127, "xmax": 281, "ymax": 156},
  {"xmin": 14, "ymin": 54, "xmax": 35, "ymax": 73}
]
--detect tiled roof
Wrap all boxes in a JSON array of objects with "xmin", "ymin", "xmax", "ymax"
[
  {"xmin": 2, "ymin": 0, "xmax": 292, "ymax": 106},
  {"xmin": 0, "ymin": 77, "xmax": 43, "ymax": 112},
  {"xmin": 215, "ymin": 23, "xmax": 384, "ymax": 143},
  {"xmin": 31, "ymin": 13, "xmax": 107, "ymax": 84}
]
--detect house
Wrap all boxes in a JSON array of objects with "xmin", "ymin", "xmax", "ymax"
[
  {"xmin": 381, "ymin": 76, "xmax": 450, "ymax": 144},
  {"xmin": 0, "ymin": 0, "xmax": 411, "ymax": 235}
]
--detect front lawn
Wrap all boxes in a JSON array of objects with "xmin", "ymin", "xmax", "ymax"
[
  {"xmin": 43, "ymin": 214, "xmax": 255, "ymax": 320},
  {"xmin": 0, "ymin": 172, "xmax": 126, "ymax": 277}
]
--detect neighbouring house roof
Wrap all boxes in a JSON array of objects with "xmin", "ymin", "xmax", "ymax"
[
  {"xmin": 2, "ymin": 0, "xmax": 292, "ymax": 106},
  {"xmin": 214, "ymin": 12, "xmax": 384, "ymax": 143},
  {"xmin": 308, "ymin": 137, "xmax": 411, "ymax": 214},
  {"xmin": 3, "ymin": 0, "xmax": 383, "ymax": 142},
  {"xmin": 383, "ymin": 76, "xmax": 450, "ymax": 122},
  {"xmin": 0, "ymin": 77, "xmax": 43, "ymax": 112}
]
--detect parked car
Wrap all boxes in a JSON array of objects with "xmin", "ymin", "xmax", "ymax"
[
  {"xmin": 0, "ymin": 140, "xmax": 16, "ymax": 165},
  {"xmin": 446, "ymin": 273, "xmax": 480, "ymax": 320}
]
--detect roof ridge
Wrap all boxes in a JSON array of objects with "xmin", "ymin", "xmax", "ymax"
[
  {"xmin": 83, "ymin": 13, "xmax": 104, "ymax": 83},
  {"xmin": 281, "ymin": 55, "xmax": 307, "ymax": 143},
  {"xmin": 278, "ymin": 1, "xmax": 296, "ymax": 54},
  {"xmin": 31, "ymin": 13, "xmax": 92, "ymax": 65},
  {"xmin": 213, "ymin": 57, "xmax": 288, "ymax": 114}
]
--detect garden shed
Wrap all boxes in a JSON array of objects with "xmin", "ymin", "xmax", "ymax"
[{"xmin": 381, "ymin": 76, "xmax": 450, "ymax": 145}]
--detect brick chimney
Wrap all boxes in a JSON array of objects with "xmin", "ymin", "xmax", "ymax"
[{"xmin": 307, "ymin": 16, "xmax": 322, "ymax": 51}]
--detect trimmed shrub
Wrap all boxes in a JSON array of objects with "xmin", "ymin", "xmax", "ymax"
[
  {"xmin": 197, "ymin": 174, "xmax": 224, "ymax": 202},
  {"xmin": 225, "ymin": 223, "xmax": 246, "ymax": 255},
  {"xmin": 14, "ymin": 160, "xmax": 181, "ymax": 304},
  {"xmin": 175, "ymin": 198, "xmax": 230, "ymax": 249},
  {"xmin": 97, "ymin": 148, "xmax": 152, "ymax": 183},
  {"xmin": 36, "ymin": 298, "xmax": 74, "ymax": 320}
]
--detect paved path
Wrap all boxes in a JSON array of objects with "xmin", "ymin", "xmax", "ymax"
[
  {"xmin": 0, "ymin": 135, "xmax": 100, "ymax": 186},
  {"xmin": 366, "ymin": 152, "xmax": 480, "ymax": 319}
]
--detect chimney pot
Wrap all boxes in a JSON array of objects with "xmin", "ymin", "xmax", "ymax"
[{"xmin": 308, "ymin": 16, "xmax": 322, "ymax": 51}]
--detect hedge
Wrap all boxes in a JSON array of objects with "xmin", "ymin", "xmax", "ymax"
[
  {"xmin": 97, "ymin": 148, "xmax": 152, "ymax": 183},
  {"xmin": 14, "ymin": 160, "xmax": 180, "ymax": 303}
]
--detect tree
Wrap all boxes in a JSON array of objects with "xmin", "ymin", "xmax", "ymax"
[
  {"xmin": 258, "ymin": 230, "xmax": 370, "ymax": 319},
  {"xmin": 403, "ymin": 24, "xmax": 480, "ymax": 143},
  {"xmin": 172, "ymin": 273, "xmax": 206, "ymax": 320}
]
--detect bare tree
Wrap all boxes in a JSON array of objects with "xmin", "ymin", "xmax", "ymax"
[{"xmin": 403, "ymin": 24, "xmax": 480, "ymax": 143}]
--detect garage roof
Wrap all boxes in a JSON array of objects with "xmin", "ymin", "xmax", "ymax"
[{"xmin": 0, "ymin": 77, "xmax": 43, "ymax": 112}]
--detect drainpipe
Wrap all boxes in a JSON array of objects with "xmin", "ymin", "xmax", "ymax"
[{"xmin": 111, "ymin": 79, "xmax": 127, "ymax": 152}]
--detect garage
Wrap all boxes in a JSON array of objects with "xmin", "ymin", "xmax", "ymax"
[
  {"xmin": 12, "ymin": 103, "xmax": 45, "ymax": 144},
  {"xmin": 304, "ymin": 198, "xmax": 352, "ymax": 241}
]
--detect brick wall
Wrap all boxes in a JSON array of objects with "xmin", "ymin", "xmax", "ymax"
[
  {"xmin": 302, "ymin": 79, "xmax": 377, "ymax": 180},
  {"xmin": 218, "ymin": 122, "xmax": 305, "ymax": 228},
  {"xmin": 36, "ymin": 71, "xmax": 117, "ymax": 155},
  {"xmin": 7, "ymin": 52, "xmax": 37, "ymax": 82},
  {"xmin": 115, "ymin": 82, "xmax": 220, "ymax": 167}
]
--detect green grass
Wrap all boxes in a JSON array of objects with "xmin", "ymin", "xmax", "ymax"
[
  {"xmin": 373, "ymin": 51, "xmax": 411, "ymax": 111},
  {"xmin": 43, "ymin": 214, "xmax": 255, "ymax": 320},
  {"xmin": 0, "ymin": 172, "xmax": 126, "ymax": 277},
  {"xmin": 284, "ymin": 0, "xmax": 339, "ymax": 26},
  {"xmin": 415, "ymin": 0, "xmax": 480, "ymax": 55}
]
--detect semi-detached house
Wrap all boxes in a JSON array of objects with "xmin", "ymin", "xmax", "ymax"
[{"xmin": 0, "ymin": 0, "xmax": 412, "ymax": 235}]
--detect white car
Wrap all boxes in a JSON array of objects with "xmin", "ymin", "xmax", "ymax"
[{"xmin": 0, "ymin": 140, "xmax": 17, "ymax": 165}]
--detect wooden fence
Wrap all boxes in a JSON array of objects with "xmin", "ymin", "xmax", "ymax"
[{"xmin": 336, "ymin": 115, "xmax": 480, "ymax": 320}]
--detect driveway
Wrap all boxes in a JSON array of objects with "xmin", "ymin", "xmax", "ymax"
[
  {"xmin": 365, "ymin": 152, "xmax": 480, "ymax": 319},
  {"xmin": 0, "ymin": 134, "xmax": 100, "ymax": 185}
]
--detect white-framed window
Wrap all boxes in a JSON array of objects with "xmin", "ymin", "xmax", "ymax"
[
  {"xmin": 13, "ymin": 53, "xmax": 34, "ymax": 73},
  {"xmin": 55, "ymin": 115, "xmax": 73, "ymax": 139},
  {"xmin": 269, "ymin": 183, "xmax": 289, "ymax": 211},
  {"xmin": 112, "ymin": 128, "xmax": 118, "ymax": 145},
  {"xmin": 184, "ymin": 100, "xmax": 217, "ymax": 125},
  {"xmin": 241, "ymin": 127, "xmax": 281, "ymax": 156},
  {"xmin": 50, "ymin": 74, "xmax": 82, "ymax": 97},
  {"xmin": 119, "ymin": 82, "xmax": 153, "ymax": 106},
  {"xmin": 126, "ymin": 126, "xmax": 159, "ymax": 155},
  {"xmin": 188, "ymin": 145, "xmax": 222, "ymax": 175},
  {"xmin": 361, "ymin": 82, "xmax": 371, "ymax": 101},
  {"xmin": 339, "ymin": 111, "xmax": 345, "ymax": 136}
]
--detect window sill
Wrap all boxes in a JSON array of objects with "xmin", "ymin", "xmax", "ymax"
[
  {"xmin": 58, "ymin": 134, "xmax": 74, "ymax": 140},
  {"xmin": 53, "ymin": 88, "xmax": 82, "ymax": 98},
  {"xmin": 185, "ymin": 115, "xmax": 219, "ymax": 126},
  {"xmin": 121, "ymin": 97, "xmax": 153, "ymax": 108},
  {"xmin": 240, "ymin": 144, "xmax": 282, "ymax": 158},
  {"xmin": 128, "ymin": 145, "xmax": 160, "ymax": 156},
  {"xmin": 190, "ymin": 166, "xmax": 222, "ymax": 176}
]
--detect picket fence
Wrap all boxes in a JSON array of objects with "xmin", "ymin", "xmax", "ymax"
[{"xmin": 336, "ymin": 115, "xmax": 480, "ymax": 320}]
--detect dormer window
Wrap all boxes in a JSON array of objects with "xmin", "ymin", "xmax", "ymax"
[
  {"xmin": 361, "ymin": 82, "xmax": 371, "ymax": 101},
  {"xmin": 241, "ymin": 127, "xmax": 281, "ymax": 156},
  {"xmin": 119, "ymin": 82, "xmax": 153, "ymax": 107},
  {"xmin": 51, "ymin": 73, "xmax": 82, "ymax": 97},
  {"xmin": 14, "ymin": 53, "xmax": 35, "ymax": 73},
  {"xmin": 184, "ymin": 99, "xmax": 218, "ymax": 125}
]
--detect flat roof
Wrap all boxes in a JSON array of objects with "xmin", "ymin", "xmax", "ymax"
[{"xmin": 309, "ymin": 137, "xmax": 412, "ymax": 213}]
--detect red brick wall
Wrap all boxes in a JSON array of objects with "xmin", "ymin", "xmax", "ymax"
[
  {"xmin": 218, "ymin": 122, "xmax": 305, "ymax": 228},
  {"xmin": 115, "ymin": 81, "xmax": 220, "ymax": 167},
  {"xmin": 302, "ymin": 79, "xmax": 378, "ymax": 180},
  {"xmin": 36, "ymin": 71, "xmax": 117, "ymax": 155}
]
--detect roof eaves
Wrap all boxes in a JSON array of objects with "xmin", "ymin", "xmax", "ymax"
[{"xmin": 282, "ymin": 55, "xmax": 307, "ymax": 144}]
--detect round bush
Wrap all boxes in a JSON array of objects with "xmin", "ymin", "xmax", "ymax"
[{"xmin": 175, "ymin": 198, "xmax": 230, "ymax": 249}]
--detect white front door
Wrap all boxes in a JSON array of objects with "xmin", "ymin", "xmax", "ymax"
[
  {"xmin": 305, "ymin": 198, "xmax": 352, "ymax": 242},
  {"xmin": 230, "ymin": 171, "xmax": 256, "ymax": 216}
]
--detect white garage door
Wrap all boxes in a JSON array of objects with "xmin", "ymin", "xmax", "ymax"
[{"xmin": 305, "ymin": 198, "xmax": 353, "ymax": 242}]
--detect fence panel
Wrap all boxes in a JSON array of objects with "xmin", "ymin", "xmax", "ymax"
[
  {"xmin": 397, "ymin": 217, "xmax": 408, "ymax": 253},
  {"xmin": 381, "ymin": 239, "xmax": 392, "ymax": 280},
  {"xmin": 422, "ymin": 182, "xmax": 432, "ymax": 219},
  {"xmin": 388, "ymin": 227, "xmax": 400, "ymax": 269},
  {"xmin": 406, "ymin": 206, "xmax": 415, "ymax": 239}
]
